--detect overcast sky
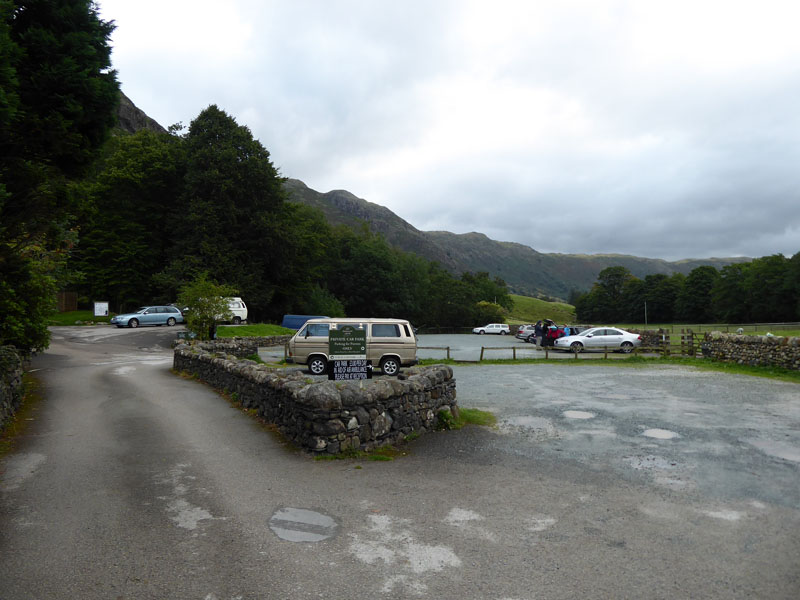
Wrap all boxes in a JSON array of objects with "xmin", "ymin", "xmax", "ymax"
[{"xmin": 97, "ymin": 0, "xmax": 800, "ymax": 261}]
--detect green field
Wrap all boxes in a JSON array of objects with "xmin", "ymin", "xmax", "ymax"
[
  {"xmin": 508, "ymin": 294, "xmax": 576, "ymax": 325},
  {"xmin": 216, "ymin": 323, "xmax": 294, "ymax": 337}
]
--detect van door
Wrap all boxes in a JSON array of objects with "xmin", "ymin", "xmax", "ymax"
[
  {"xmin": 292, "ymin": 322, "xmax": 330, "ymax": 363},
  {"xmin": 368, "ymin": 322, "xmax": 414, "ymax": 365}
]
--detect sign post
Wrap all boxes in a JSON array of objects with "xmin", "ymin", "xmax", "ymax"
[
  {"xmin": 93, "ymin": 301, "xmax": 109, "ymax": 318},
  {"xmin": 328, "ymin": 324, "xmax": 371, "ymax": 380}
]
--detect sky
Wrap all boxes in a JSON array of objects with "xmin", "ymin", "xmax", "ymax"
[{"xmin": 97, "ymin": 0, "xmax": 800, "ymax": 261}]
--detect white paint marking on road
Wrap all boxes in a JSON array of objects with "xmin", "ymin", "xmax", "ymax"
[
  {"xmin": 349, "ymin": 513, "xmax": 461, "ymax": 595},
  {"xmin": 112, "ymin": 365, "xmax": 136, "ymax": 375},
  {"xmin": 745, "ymin": 439, "xmax": 800, "ymax": 463},
  {"xmin": 701, "ymin": 509, "xmax": 744, "ymax": 521},
  {"xmin": 444, "ymin": 507, "xmax": 498, "ymax": 542},
  {"xmin": 155, "ymin": 464, "xmax": 221, "ymax": 531},
  {"xmin": 563, "ymin": 410, "xmax": 595, "ymax": 420},
  {"xmin": 268, "ymin": 507, "xmax": 338, "ymax": 542},
  {"xmin": 527, "ymin": 515, "xmax": 557, "ymax": 532},
  {"xmin": 642, "ymin": 428, "xmax": 680, "ymax": 440}
]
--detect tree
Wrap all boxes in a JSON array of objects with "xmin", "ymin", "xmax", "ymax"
[
  {"xmin": 711, "ymin": 263, "xmax": 751, "ymax": 323},
  {"xmin": 164, "ymin": 105, "xmax": 287, "ymax": 321},
  {"xmin": 70, "ymin": 129, "xmax": 186, "ymax": 310},
  {"xmin": 675, "ymin": 266, "xmax": 720, "ymax": 323},
  {"xmin": 0, "ymin": 0, "xmax": 119, "ymax": 354},
  {"xmin": 177, "ymin": 273, "xmax": 237, "ymax": 340}
]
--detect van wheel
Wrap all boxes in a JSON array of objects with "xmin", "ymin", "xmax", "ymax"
[
  {"xmin": 380, "ymin": 357, "xmax": 400, "ymax": 376},
  {"xmin": 233, "ymin": 316, "xmax": 241, "ymax": 325},
  {"xmin": 308, "ymin": 356, "xmax": 327, "ymax": 375}
]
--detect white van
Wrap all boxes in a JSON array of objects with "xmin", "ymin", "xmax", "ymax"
[
  {"xmin": 286, "ymin": 318, "xmax": 418, "ymax": 376},
  {"xmin": 225, "ymin": 297, "xmax": 248, "ymax": 324}
]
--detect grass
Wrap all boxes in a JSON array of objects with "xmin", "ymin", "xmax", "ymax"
[
  {"xmin": 216, "ymin": 323, "xmax": 294, "ymax": 337},
  {"xmin": 619, "ymin": 323, "xmax": 800, "ymax": 337},
  {"xmin": 508, "ymin": 294, "xmax": 576, "ymax": 325},
  {"xmin": 0, "ymin": 374, "xmax": 44, "ymax": 459},
  {"xmin": 48, "ymin": 310, "xmax": 112, "ymax": 325}
]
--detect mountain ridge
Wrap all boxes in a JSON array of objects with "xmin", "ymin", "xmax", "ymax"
[{"xmin": 282, "ymin": 178, "xmax": 750, "ymax": 300}]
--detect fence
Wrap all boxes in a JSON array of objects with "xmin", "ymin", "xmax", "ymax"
[{"xmin": 477, "ymin": 329, "xmax": 702, "ymax": 361}]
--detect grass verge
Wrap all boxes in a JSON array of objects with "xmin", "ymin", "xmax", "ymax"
[
  {"xmin": 48, "ymin": 310, "xmax": 112, "ymax": 325},
  {"xmin": 216, "ymin": 323, "xmax": 294, "ymax": 338},
  {"xmin": 0, "ymin": 374, "xmax": 44, "ymax": 459}
]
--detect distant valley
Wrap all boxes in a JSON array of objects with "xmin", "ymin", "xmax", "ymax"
[{"xmin": 283, "ymin": 179, "xmax": 749, "ymax": 301}]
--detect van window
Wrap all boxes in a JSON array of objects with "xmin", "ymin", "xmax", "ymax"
[
  {"xmin": 306, "ymin": 323, "xmax": 330, "ymax": 337},
  {"xmin": 372, "ymin": 324, "xmax": 400, "ymax": 338}
]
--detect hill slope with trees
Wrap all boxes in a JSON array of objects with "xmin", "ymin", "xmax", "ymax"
[{"xmin": 282, "ymin": 179, "xmax": 750, "ymax": 301}]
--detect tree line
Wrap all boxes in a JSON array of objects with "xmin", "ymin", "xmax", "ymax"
[
  {"xmin": 0, "ymin": 1, "xmax": 511, "ymax": 355},
  {"xmin": 575, "ymin": 257, "xmax": 800, "ymax": 325}
]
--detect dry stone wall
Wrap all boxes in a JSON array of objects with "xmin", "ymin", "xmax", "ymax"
[
  {"xmin": 701, "ymin": 332, "xmax": 800, "ymax": 370},
  {"xmin": 173, "ymin": 341, "xmax": 458, "ymax": 454},
  {"xmin": 0, "ymin": 346, "xmax": 23, "ymax": 431}
]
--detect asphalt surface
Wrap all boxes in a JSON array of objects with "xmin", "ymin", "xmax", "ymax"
[{"xmin": 1, "ymin": 326, "xmax": 798, "ymax": 599}]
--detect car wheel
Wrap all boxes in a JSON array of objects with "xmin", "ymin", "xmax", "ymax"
[
  {"xmin": 380, "ymin": 357, "xmax": 400, "ymax": 376},
  {"xmin": 621, "ymin": 341, "xmax": 634, "ymax": 353},
  {"xmin": 570, "ymin": 341, "xmax": 583, "ymax": 353},
  {"xmin": 233, "ymin": 316, "xmax": 241, "ymax": 325},
  {"xmin": 527, "ymin": 335, "xmax": 536, "ymax": 344},
  {"xmin": 500, "ymin": 330, "xmax": 507, "ymax": 335},
  {"xmin": 308, "ymin": 356, "xmax": 327, "ymax": 375},
  {"xmin": 478, "ymin": 330, "xmax": 485, "ymax": 335},
  {"xmin": 166, "ymin": 317, "xmax": 176, "ymax": 326},
  {"xmin": 129, "ymin": 319, "xmax": 139, "ymax": 328}
]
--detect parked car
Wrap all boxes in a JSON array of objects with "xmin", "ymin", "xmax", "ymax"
[
  {"xmin": 286, "ymin": 318, "xmax": 418, "ymax": 376},
  {"xmin": 110, "ymin": 305, "xmax": 185, "ymax": 328},
  {"xmin": 553, "ymin": 327, "xmax": 641, "ymax": 353},
  {"xmin": 515, "ymin": 325, "xmax": 536, "ymax": 340},
  {"xmin": 472, "ymin": 323, "xmax": 510, "ymax": 335}
]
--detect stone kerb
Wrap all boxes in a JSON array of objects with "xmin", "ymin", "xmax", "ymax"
[
  {"xmin": 701, "ymin": 331, "xmax": 800, "ymax": 370},
  {"xmin": 173, "ymin": 341, "xmax": 458, "ymax": 454},
  {"xmin": 0, "ymin": 346, "xmax": 24, "ymax": 431},
  {"xmin": 173, "ymin": 335, "xmax": 292, "ymax": 358}
]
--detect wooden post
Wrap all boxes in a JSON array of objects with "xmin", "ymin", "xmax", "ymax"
[
  {"xmin": 446, "ymin": 346, "xmax": 450, "ymax": 360},
  {"xmin": 604, "ymin": 345, "xmax": 608, "ymax": 359},
  {"xmin": 545, "ymin": 346, "xmax": 549, "ymax": 359},
  {"xmin": 480, "ymin": 347, "xmax": 485, "ymax": 361},
  {"xmin": 513, "ymin": 347, "xmax": 517, "ymax": 360}
]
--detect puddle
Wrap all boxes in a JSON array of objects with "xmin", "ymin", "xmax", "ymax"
[
  {"xmin": 642, "ymin": 428, "xmax": 680, "ymax": 440},
  {"xmin": 563, "ymin": 410, "xmax": 595, "ymax": 420},
  {"xmin": 744, "ymin": 439, "xmax": 800, "ymax": 463},
  {"xmin": 269, "ymin": 507, "xmax": 338, "ymax": 542}
]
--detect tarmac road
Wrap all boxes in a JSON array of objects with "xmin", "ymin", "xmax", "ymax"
[{"xmin": 1, "ymin": 326, "xmax": 799, "ymax": 599}]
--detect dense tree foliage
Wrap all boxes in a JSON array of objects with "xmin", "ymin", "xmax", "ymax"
[
  {"xmin": 63, "ymin": 104, "xmax": 514, "ymax": 328},
  {"xmin": 576, "ymin": 256, "xmax": 800, "ymax": 324},
  {"xmin": 0, "ymin": 0, "xmax": 118, "ymax": 354}
]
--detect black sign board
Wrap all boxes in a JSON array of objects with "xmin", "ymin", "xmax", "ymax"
[
  {"xmin": 328, "ymin": 324, "xmax": 369, "ymax": 381},
  {"xmin": 330, "ymin": 358, "xmax": 372, "ymax": 381}
]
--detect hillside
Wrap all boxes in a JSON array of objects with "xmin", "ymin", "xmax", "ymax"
[{"xmin": 283, "ymin": 179, "xmax": 750, "ymax": 300}]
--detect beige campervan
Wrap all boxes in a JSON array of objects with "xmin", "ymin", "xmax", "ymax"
[{"xmin": 286, "ymin": 318, "xmax": 418, "ymax": 376}]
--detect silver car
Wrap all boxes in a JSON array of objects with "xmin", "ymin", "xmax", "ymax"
[
  {"xmin": 553, "ymin": 327, "xmax": 641, "ymax": 353},
  {"xmin": 110, "ymin": 305, "xmax": 185, "ymax": 328}
]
